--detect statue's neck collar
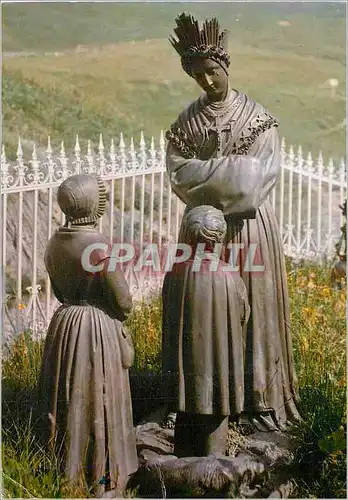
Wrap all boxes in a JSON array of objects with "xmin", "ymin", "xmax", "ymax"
[{"xmin": 200, "ymin": 88, "xmax": 241, "ymax": 118}]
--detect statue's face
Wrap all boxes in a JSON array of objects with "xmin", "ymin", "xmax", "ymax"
[{"xmin": 190, "ymin": 58, "xmax": 229, "ymax": 102}]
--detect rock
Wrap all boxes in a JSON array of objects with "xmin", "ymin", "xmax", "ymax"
[
  {"xmin": 127, "ymin": 414, "xmax": 299, "ymax": 498},
  {"xmin": 136, "ymin": 421, "xmax": 174, "ymax": 456},
  {"xmin": 129, "ymin": 453, "xmax": 267, "ymax": 498},
  {"xmin": 238, "ymin": 432, "xmax": 295, "ymax": 467},
  {"xmin": 139, "ymin": 449, "xmax": 177, "ymax": 467},
  {"xmin": 268, "ymin": 478, "xmax": 294, "ymax": 498}
]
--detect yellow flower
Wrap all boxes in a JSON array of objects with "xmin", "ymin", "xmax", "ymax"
[
  {"xmin": 17, "ymin": 303, "xmax": 26, "ymax": 310},
  {"xmin": 320, "ymin": 286, "xmax": 331, "ymax": 298},
  {"xmin": 301, "ymin": 306, "xmax": 318, "ymax": 325}
]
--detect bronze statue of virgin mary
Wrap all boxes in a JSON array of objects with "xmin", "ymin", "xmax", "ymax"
[{"xmin": 164, "ymin": 13, "xmax": 301, "ymax": 432}]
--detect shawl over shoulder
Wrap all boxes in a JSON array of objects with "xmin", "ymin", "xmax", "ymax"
[{"xmin": 165, "ymin": 90, "xmax": 280, "ymax": 218}]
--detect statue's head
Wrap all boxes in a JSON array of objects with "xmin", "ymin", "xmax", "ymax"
[
  {"xmin": 57, "ymin": 174, "xmax": 107, "ymax": 227},
  {"xmin": 181, "ymin": 205, "xmax": 227, "ymax": 249},
  {"xmin": 169, "ymin": 13, "xmax": 230, "ymax": 101}
]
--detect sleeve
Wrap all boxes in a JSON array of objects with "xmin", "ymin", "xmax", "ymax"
[
  {"xmin": 246, "ymin": 126, "xmax": 281, "ymax": 204},
  {"xmin": 166, "ymin": 125, "xmax": 280, "ymax": 218},
  {"xmin": 92, "ymin": 257, "xmax": 133, "ymax": 322}
]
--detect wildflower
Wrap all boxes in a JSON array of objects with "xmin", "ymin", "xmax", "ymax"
[
  {"xmin": 17, "ymin": 303, "xmax": 26, "ymax": 310},
  {"xmin": 307, "ymin": 280, "xmax": 316, "ymax": 290},
  {"xmin": 320, "ymin": 286, "xmax": 331, "ymax": 298}
]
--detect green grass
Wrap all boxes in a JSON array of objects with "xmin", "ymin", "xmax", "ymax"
[
  {"xmin": 286, "ymin": 261, "xmax": 347, "ymax": 498},
  {"xmin": 2, "ymin": 2, "xmax": 346, "ymax": 162},
  {"xmin": 2, "ymin": 2, "xmax": 345, "ymax": 56},
  {"xmin": 2, "ymin": 414, "xmax": 86, "ymax": 498},
  {"xmin": 2, "ymin": 263, "xmax": 346, "ymax": 498},
  {"xmin": 126, "ymin": 294, "xmax": 163, "ymax": 374}
]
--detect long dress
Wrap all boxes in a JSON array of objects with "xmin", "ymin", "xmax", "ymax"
[
  {"xmin": 165, "ymin": 88, "xmax": 301, "ymax": 430},
  {"xmin": 162, "ymin": 257, "xmax": 250, "ymax": 417},
  {"xmin": 38, "ymin": 226, "xmax": 138, "ymax": 495}
]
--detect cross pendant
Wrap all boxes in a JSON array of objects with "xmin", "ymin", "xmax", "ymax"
[{"xmin": 208, "ymin": 119, "xmax": 234, "ymax": 156}]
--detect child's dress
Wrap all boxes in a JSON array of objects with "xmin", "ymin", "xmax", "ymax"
[
  {"xmin": 38, "ymin": 225, "xmax": 138, "ymax": 495},
  {"xmin": 162, "ymin": 256, "xmax": 250, "ymax": 418}
]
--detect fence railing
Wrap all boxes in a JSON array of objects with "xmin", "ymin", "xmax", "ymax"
[{"xmin": 1, "ymin": 132, "xmax": 346, "ymax": 338}]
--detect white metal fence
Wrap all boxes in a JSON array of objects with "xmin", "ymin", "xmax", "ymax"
[{"xmin": 1, "ymin": 132, "xmax": 346, "ymax": 338}]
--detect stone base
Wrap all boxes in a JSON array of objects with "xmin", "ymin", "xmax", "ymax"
[{"xmin": 127, "ymin": 406, "xmax": 298, "ymax": 498}]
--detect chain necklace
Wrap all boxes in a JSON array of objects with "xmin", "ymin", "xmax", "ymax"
[
  {"xmin": 199, "ymin": 89, "xmax": 244, "ymax": 155},
  {"xmin": 200, "ymin": 89, "xmax": 243, "ymax": 120}
]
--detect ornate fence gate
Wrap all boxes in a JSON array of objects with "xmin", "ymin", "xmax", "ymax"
[{"xmin": 1, "ymin": 131, "xmax": 346, "ymax": 339}]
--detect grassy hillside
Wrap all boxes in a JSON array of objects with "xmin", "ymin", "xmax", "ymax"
[
  {"xmin": 2, "ymin": 2, "xmax": 345, "ymax": 54},
  {"xmin": 2, "ymin": 2, "xmax": 346, "ymax": 162}
]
